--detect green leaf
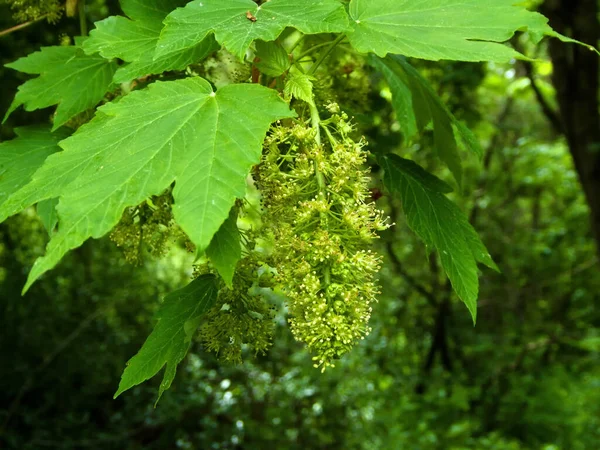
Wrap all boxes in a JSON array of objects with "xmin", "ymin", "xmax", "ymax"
[
  {"xmin": 347, "ymin": 0, "xmax": 585, "ymax": 62},
  {"xmin": 119, "ymin": 0, "xmax": 184, "ymax": 24},
  {"xmin": 0, "ymin": 77, "xmax": 294, "ymax": 293},
  {"xmin": 83, "ymin": 0, "xmax": 218, "ymax": 84},
  {"xmin": 206, "ymin": 206, "xmax": 241, "ymax": 288},
  {"xmin": 284, "ymin": 72, "xmax": 316, "ymax": 105},
  {"xmin": 381, "ymin": 154, "xmax": 497, "ymax": 323},
  {"xmin": 0, "ymin": 127, "xmax": 68, "ymax": 209},
  {"xmin": 3, "ymin": 46, "xmax": 117, "ymax": 130},
  {"xmin": 156, "ymin": 0, "xmax": 350, "ymax": 61},
  {"xmin": 371, "ymin": 56, "xmax": 482, "ymax": 185},
  {"xmin": 114, "ymin": 274, "xmax": 218, "ymax": 402},
  {"xmin": 37, "ymin": 198, "xmax": 59, "ymax": 235},
  {"xmin": 375, "ymin": 61, "xmax": 417, "ymax": 140},
  {"xmin": 254, "ymin": 40, "xmax": 290, "ymax": 77}
]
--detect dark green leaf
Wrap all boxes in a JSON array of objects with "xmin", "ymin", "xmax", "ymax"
[
  {"xmin": 37, "ymin": 198, "xmax": 59, "ymax": 235},
  {"xmin": 114, "ymin": 274, "xmax": 219, "ymax": 402},
  {"xmin": 371, "ymin": 56, "xmax": 482, "ymax": 185},
  {"xmin": 381, "ymin": 154, "xmax": 497, "ymax": 323}
]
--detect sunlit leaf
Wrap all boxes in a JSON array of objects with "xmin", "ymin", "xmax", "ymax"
[
  {"xmin": 284, "ymin": 71, "xmax": 315, "ymax": 105},
  {"xmin": 348, "ymin": 0, "xmax": 588, "ymax": 62},
  {"xmin": 156, "ymin": 0, "xmax": 350, "ymax": 60},
  {"xmin": 206, "ymin": 206, "xmax": 241, "ymax": 288},
  {"xmin": 83, "ymin": 0, "xmax": 217, "ymax": 84},
  {"xmin": 0, "ymin": 127, "xmax": 69, "ymax": 209},
  {"xmin": 0, "ymin": 78, "xmax": 294, "ymax": 292},
  {"xmin": 3, "ymin": 46, "xmax": 116, "ymax": 129}
]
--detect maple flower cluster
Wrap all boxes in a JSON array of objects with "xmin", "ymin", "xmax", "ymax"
[
  {"xmin": 194, "ymin": 255, "xmax": 275, "ymax": 364},
  {"xmin": 2, "ymin": 0, "xmax": 63, "ymax": 22},
  {"xmin": 110, "ymin": 192, "xmax": 177, "ymax": 264},
  {"xmin": 257, "ymin": 111, "xmax": 390, "ymax": 369}
]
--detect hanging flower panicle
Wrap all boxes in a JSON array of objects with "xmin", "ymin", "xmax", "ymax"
[
  {"xmin": 194, "ymin": 254, "xmax": 276, "ymax": 364},
  {"xmin": 257, "ymin": 109, "xmax": 390, "ymax": 369}
]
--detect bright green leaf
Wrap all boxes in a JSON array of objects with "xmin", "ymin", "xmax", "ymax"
[
  {"xmin": 206, "ymin": 206, "xmax": 241, "ymax": 288},
  {"xmin": 84, "ymin": 16, "xmax": 162, "ymax": 61},
  {"xmin": 371, "ymin": 56, "xmax": 482, "ymax": 185},
  {"xmin": 114, "ymin": 274, "xmax": 218, "ymax": 402},
  {"xmin": 118, "ymin": 0, "xmax": 182, "ymax": 23},
  {"xmin": 254, "ymin": 40, "xmax": 290, "ymax": 77},
  {"xmin": 381, "ymin": 154, "xmax": 497, "ymax": 323},
  {"xmin": 3, "ymin": 46, "xmax": 116, "ymax": 130},
  {"xmin": 83, "ymin": 0, "xmax": 218, "ymax": 84},
  {"xmin": 284, "ymin": 72, "xmax": 316, "ymax": 105},
  {"xmin": 0, "ymin": 77, "xmax": 294, "ymax": 293},
  {"xmin": 375, "ymin": 61, "xmax": 417, "ymax": 141},
  {"xmin": 0, "ymin": 127, "xmax": 69, "ymax": 209},
  {"xmin": 348, "ymin": 0, "xmax": 587, "ymax": 62},
  {"xmin": 156, "ymin": 0, "xmax": 350, "ymax": 61},
  {"xmin": 37, "ymin": 198, "xmax": 59, "ymax": 235}
]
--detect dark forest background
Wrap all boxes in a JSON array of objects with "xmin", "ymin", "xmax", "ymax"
[{"xmin": 1, "ymin": 1, "xmax": 599, "ymax": 448}]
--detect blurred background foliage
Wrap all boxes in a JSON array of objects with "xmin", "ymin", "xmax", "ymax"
[{"xmin": 1, "ymin": 1, "xmax": 599, "ymax": 449}]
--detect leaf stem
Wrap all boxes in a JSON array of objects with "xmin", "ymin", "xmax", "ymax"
[
  {"xmin": 309, "ymin": 102, "xmax": 331, "ymax": 288},
  {"xmin": 78, "ymin": 0, "xmax": 87, "ymax": 37},
  {"xmin": 296, "ymin": 41, "xmax": 336, "ymax": 63},
  {"xmin": 287, "ymin": 33, "xmax": 305, "ymax": 54},
  {"xmin": 309, "ymin": 102, "xmax": 321, "ymax": 146},
  {"xmin": 308, "ymin": 34, "xmax": 345, "ymax": 76}
]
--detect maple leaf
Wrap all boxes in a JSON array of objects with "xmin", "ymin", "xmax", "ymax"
[
  {"xmin": 3, "ymin": 45, "xmax": 116, "ymax": 129},
  {"xmin": 381, "ymin": 154, "xmax": 498, "ymax": 323},
  {"xmin": 83, "ymin": 0, "xmax": 217, "ymax": 84},
  {"xmin": 156, "ymin": 0, "xmax": 350, "ymax": 61},
  {"xmin": 0, "ymin": 127, "xmax": 69, "ymax": 208},
  {"xmin": 206, "ymin": 207, "xmax": 241, "ymax": 288},
  {"xmin": 347, "ymin": 0, "xmax": 592, "ymax": 62},
  {"xmin": 114, "ymin": 274, "xmax": 218, "ymax": 403},
  {"xmin": 0, "ymin": 77, "xmax": 295, "ymax": 292},
  {"xmin": 370, "ymin": 56, "xmax": 482, "ymax": 186}
]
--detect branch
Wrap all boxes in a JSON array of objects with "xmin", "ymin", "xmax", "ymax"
[
  {"xmin": 513, "ymin": 40, "xmax": 564, "ymax": 134},
  {"xmin": 0, "ymin": 15, "xmax": 47, "ymax": 38},
  {"xmin": 385, "ymin": 239, "xmax": 438, "ymax": 308}
]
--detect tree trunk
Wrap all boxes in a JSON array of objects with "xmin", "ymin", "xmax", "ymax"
[{"xmin": 541, "ymin": 0, "xmax": 600, "ymax": 256}]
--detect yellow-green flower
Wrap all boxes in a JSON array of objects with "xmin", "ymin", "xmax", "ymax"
[{"xmin": 257, "ymin": 112, "xmax": 390, "ymax": 369}]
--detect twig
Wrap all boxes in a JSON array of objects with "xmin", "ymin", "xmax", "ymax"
[
  {"xmin": 0, "ymin": 15, "xmax": 48, "ymax": 38},
  {"xmin": 385, "ymin": 240, "xmax": 437, "ymax": 308},
  {"xmin": 307, "ymin": 34, "xmax": 345, "ymax": 76},
  {"xmin": 512, "ymin": 40, "xmax": 563, "ymax": 134}
]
